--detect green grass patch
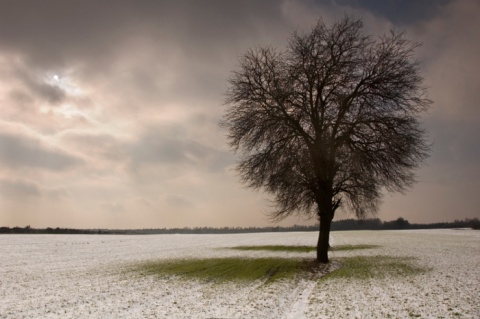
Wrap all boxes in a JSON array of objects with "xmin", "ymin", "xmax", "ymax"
[
  {"xmin": 331, "ymin": 244, "xmax": 379, "ymax": 251},
  {"xmin": 131, "ymin": 257, "xmax": 321, "ymax": 283},
  {"xmin": 128, "ymin": 248, "xmax": 426, "ymax": 284},
  {"xmin": 231, "ymin": 245, "xmax": 315, "ymax": 253},
  {"xmin": 324, "ymin": 255, "xmax": 429, "ymax": 280},
  {"xmin": 229, "ymin": 244, "xmax": 379, "ymax": 253}
]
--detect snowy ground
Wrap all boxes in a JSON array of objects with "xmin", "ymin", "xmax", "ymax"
[{"xmin": 0, "ymin": 229, "xmax": 479, "ymax": 318}]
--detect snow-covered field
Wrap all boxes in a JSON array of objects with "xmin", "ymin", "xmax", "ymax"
[{"xmin": 1, "ymin": 229, "xmax": 479, "ymax": 318}]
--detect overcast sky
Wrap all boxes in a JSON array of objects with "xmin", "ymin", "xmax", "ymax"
[{"xmin": 1, "ymin": 0, "xmax": 479, "ymax": 229}]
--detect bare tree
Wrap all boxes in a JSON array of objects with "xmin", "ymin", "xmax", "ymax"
[{"xmin": 222, "ymin": 16, "xmax": 431, "ymax": 263}]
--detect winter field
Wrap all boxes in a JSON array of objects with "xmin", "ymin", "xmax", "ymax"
[{"xmin": 1, "ymin": 229, "xmax": 479, "ymax": 319}]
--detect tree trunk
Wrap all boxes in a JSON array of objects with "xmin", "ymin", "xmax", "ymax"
[{"xmin": 317, "ymin": 214, "xmax": 333, "ymax": 263}]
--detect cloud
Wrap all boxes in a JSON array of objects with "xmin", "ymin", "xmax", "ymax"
[
  {"xmin": 130, "ymin": 126, "xmax": 206, "ymax": 166},
  {"xmin": 408, "ymin": 0, "xmax": 480, "ymax": 173},
  {"xmin": 331, "ymin": 0, "xmax": 450, "ymax": 25},
  {"xmin": 0, "ymin": 1, "xmax": 288, "ymax": 74},
  {"xmin": 0, "ymin": 177, "xmax": 71, "ymax": 201},
  {"xmin": 0, "ymin": 56, "xmax": 96, "ymax": 136},
  {"xmin": 11, "ymin": 64, "xmax": 67, "ymax": 105},
  {"xmin": 129, "ymin": 125, "xmax": 231, "ymax": 173},
  {"xmin": 0, "ymin": 0, "xmax": 478, "ymax": 228},
  {"xmin": 46, "ymin": 187, "xmax": 71, "ymax": 200},
  {"xmin": 59, "ymin": 131, "xmax": 127, "ymax": 163},
  {"xmin": 415, "ymin": 0, "xmax": 480, "ymax": 120},
  {"xmin": 0, "ymin": 178, "xmax": 40, "ymax": 198},
  {"xmin": 100, "ymin": 202, "xmax": 126, "ymax": 214},
  {"xmin": 164, "ymin": 193, "xmax": 193, "ymax": 208},
  {"xmin": 0, "ymin": 129, "xmax": 83, "ymax": 171}
]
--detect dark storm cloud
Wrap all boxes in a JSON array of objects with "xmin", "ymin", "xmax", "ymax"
[
  {"xmin": 0, "ymin": 131, "xmax": 82, "ymax": 171},
  {"xmin": 329, "ymin": 0, "xmax": 450, "ymax": 25},
  {"xmin": 414, "ymin": 0, "xmax": 480, "ymax": 180},
  {"xmin": 0, "ymin": 1, "xmax": 138, "ymax": 68},
  {"xmin": 0, "ymin": 1, "xmax": 287, "ymax": 71}
]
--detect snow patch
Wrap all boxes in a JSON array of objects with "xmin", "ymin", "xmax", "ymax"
[{"xmin": 0, "ymin": 230, "xmax": 479, "ymax": 318}]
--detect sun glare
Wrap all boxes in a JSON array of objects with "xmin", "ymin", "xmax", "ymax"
[{"xmin": 45, "ymin": 71, "xmax": 84, "ymax": 96}]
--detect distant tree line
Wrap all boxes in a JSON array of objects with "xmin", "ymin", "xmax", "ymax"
[
  {"xmin": 330, "ymin": 217, "xmax": 480, "ymax": 231},
  {"xmin": 1, "ymin": 217, "xmax": 479, "ymax": 235},
  {"xmin": 0, "ymin": 226, "xmax": 115, "ymax": 235}
]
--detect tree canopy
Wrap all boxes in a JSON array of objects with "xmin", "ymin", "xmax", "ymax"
[{"xmin": 222, "ymin": 16, "xmax": 431, "ymax": 262}]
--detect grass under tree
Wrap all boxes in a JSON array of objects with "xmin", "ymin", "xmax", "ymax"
[
  {"xmin": 229, "ymin": 244, "xmax": 379, "ymax": 253},
  {"xmin": 133, "ymin": 257, "xmax": 319, "ymax": 284},
  {"xmin": 130, "ymin": 244, "xmax": 428, "ymax": 283}
]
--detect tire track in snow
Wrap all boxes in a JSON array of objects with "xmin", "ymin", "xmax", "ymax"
[
  {"xmin": 282, "ymin": 279, "xmax": 316, "ymax": 319},
  {"xmin": 282, "ymin": 262, "xmax": 337, "ymax": 319}
]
